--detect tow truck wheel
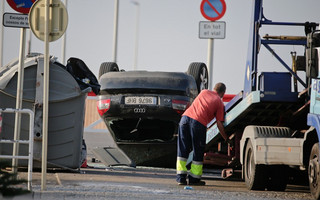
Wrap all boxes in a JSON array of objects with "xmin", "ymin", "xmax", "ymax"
[
  {"xmin": 187, "ymin": 62, "xmax": 208, "ymax": 93},
  {"xmin": 99, "ymin": 62, "xmax": 119, "ymax": 78},
  {"xmin": 309, "ymin": 143, "xmax": 320, "ymax": 199},
  {"xmin": 244, "ymin": 140, "xmax": 267, "ymax": 190}
]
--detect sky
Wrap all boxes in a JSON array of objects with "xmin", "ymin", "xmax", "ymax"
[{"xmin": 1, "ymin": 0, "xmax": 320, "ymax": 94}]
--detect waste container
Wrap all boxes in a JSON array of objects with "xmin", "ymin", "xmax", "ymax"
[{"xmin": 0, "ymin": 53, "xmax": 98, "ymax": 169}]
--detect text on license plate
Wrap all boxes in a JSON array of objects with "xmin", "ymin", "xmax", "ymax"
[{"xmin": 125, "ymin": 97, "xmax": 156, "ymax": 105}]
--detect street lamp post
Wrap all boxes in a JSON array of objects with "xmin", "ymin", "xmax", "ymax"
[
  {"xmin": 132, "ymin": 1, "xmax": 140, "ymax": 70},
  {"xmin": 112, "ymin": 0, "xmax": 119, "ymax": 63},
  {"xmin": 27, "ymin": 30, "xmax": 32, "ymax": 55}
]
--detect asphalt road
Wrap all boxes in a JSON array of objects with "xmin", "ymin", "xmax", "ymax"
[
  {"xmin": 6, "ymin": 128, "xmax": 314, "ymax": 200},
  {"xmin": 14, "ymin": 165, "xmax": 313, "ymax": 200}
]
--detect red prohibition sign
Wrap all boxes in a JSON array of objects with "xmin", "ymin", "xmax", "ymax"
[
  {"xmin": 200, "ymin": 0, "xmax": 226, "ymax": 21},
  {"xmin": 6, "ymin": 0, "xmax": 37, "ymax": 14}
]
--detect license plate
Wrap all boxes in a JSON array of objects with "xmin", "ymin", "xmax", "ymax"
[{"xmin": 125, "ymin": 96, "xmax": 156, "ymax": 105}]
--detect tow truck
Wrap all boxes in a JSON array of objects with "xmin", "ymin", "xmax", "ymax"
[{"xmin": 197, "ymin": 0, "xmax": 320, "ymax": 198}]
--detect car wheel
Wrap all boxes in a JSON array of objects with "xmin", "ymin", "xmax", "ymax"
[
  {"xmin": 187, "ymin": 62, "xmax": 208, "ymax": 93},
  {"xmin": 99, "ymin": 62, "xmax": 119, "ymax": 78},
  {"xmin": 309, "ymin": 143, "xmax": 320, "ymax": 199},
  {"xmin": 244, "ymin": 139, "xmax": 267, "ymax": 190}
]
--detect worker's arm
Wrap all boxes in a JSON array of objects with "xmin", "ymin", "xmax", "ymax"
[{"xmin": 216, "ymin": 120, "xmax": 228, "ymax": 142}]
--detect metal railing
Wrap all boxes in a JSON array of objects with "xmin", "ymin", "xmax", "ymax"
[{"xmin": 0, "ymin": 108, "xmax": 34, "ymax": 191}]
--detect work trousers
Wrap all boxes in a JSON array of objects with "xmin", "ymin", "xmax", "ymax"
[{"xmin": 176, "ymin": 115, "xmax": 206, "ymax": 183}]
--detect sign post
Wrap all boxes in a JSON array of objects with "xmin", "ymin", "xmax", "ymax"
[
  {"xmin": 5, "ymin": 0, "xmax": 35, "ymax": 175},
  {"xmin": 43, "ymin": 0, "xmax": 49, "ymax": 190},
  {"xmin": 200, "ymin": 0, "xmax": 226, "ymax": 90},
  {"xmin": 29, "ymin": 0, "xmax": 68, "ymax": 190}
]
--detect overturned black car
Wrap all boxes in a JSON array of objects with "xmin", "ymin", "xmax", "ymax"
[{"xmin": 97, "ymin": 62, "xmax": 208, "ymax": 167}]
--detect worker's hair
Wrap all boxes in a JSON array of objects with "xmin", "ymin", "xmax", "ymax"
[{"xmin": 214, "ymin": 82, "xmax": 226, "ymax": 94}]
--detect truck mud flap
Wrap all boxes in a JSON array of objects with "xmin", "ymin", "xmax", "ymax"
[{"xmin": 92, "ymin": 147, "xmax": 136, "ymax": 167}]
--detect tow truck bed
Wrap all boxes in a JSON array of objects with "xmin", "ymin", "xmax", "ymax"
[{"xmin": 205, "ymin": 90, "xmax": 306, "ymax": 147}]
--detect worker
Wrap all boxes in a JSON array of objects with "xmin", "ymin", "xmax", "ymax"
[{"xmin": 176, "ymin": 82, "xmax": 229, "ymax": 186}]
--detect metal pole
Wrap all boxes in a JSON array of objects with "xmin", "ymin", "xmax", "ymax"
[
  {"xmin": 207, "ymin": 38, "xmax": 214, "ymax": 90},
  {"xmin": 112, "ymin": 0, "xmax": 119, "ymax": 63},
  {"xmin": 41, "ymin": 0, "xmax": 50, "ymax": 191},
  {"xmin": 291, "ymin": 51, "xmax": 298, "ymax": 92},
  {"xmin": 12, "ymin": 28, "xmax": 26, "ymax": 174},
  {"xmin": 61, "ymin": 0, "xmax": 68, "ymax": 65},
  {"xmin": 0, "ymin": 0, "xmax": 4, "ymax": 68},
  {"xmin": 27, "ymin": 29, "xmax": 32, "ymax": 55},
  {"xmin": 132, "ymin": 1, "xmax": 139, "ymax": 70}
]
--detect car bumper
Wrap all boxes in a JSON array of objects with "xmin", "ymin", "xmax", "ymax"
[{"xmin": 98, "ymin": 94, "xmax": 191, "ymax": 121}]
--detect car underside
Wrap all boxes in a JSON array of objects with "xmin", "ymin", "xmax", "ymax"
[
  {"xmin": 97, "ymin": 62, "xmax": 208, "ymax": 166},
  {"xmin": 106, "ymin": 118, "xmax": 177, "ymax": 142}
]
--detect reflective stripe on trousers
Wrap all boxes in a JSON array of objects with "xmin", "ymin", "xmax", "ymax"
[
  {"xmin": 176, "ymin": 157, "xmax": 187, "ymax": 175},
  {"xmin": 189, "ymin": 161, "xmax": 203, "ymax": 179}
]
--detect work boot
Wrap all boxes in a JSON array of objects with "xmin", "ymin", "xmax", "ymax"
[
  {"xmin": 176, "ymin": 175, "xmax": 187, "ymax": 185},
  {"xmin": 188, "ymin": 180, "xmax": 206, "ymax": 186},
  {"xmin": 177, "ymin": 179, "xmax": 187, "ymax": 185},
  {"xmin": 188, "ymin": 175, "xmax": 205, "ymax": 186}
]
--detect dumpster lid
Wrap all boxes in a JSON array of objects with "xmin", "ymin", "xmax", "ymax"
[
  {"xmin": 0, "ymin": 55, "xmax": 37, "ymax": 90},
  {"xmin": 0, "ymin": 54, "xmax": 84, "ymax": 101}
]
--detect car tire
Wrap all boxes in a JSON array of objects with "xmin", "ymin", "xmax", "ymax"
[
  {"xmin": 187, "ymin": 62, "xmax": 208, "ymax": 93},
  {"xmin": 99, "ymin": 62, "xmax": 119, "ymax": 78}
]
